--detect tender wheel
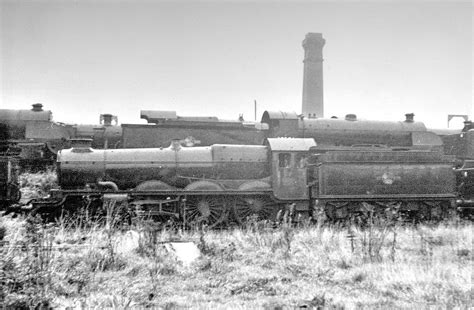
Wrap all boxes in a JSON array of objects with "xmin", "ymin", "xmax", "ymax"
[
  {"xmin": 325, "ymin": 201, "xmax": 349, "ymax": 221},
  {"xmin": 184, "ymin": 195, "xmax": 227, "ymax": 228},
  {"xmin": 232, "ymin": 195, "xmax": 275, "ymax": 224}
]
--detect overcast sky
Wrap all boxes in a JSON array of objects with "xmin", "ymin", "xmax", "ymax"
[{"xmin": 1, "ymin": 0, "xmax": 472, "ymax": 128}]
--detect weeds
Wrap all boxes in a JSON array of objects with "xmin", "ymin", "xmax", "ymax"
[
  {"xmin": 19, "ymin": 169, "xmax": 57, "ymax": 199},
  {"xmin": 356, "ymin": 215, "xmax": 398, "ymax": 263},
  {"xmin": 1, "ymin": 215, "xmax": 55, "ymax": 308}
]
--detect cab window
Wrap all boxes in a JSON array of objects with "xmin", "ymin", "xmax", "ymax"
[
  {"xmin": 295, "ymin": 153, "xmax": 307, "ymax": 168},
  {"xmin": 278, "ymin": 153, "xmax": 291, "ymax": 168}
]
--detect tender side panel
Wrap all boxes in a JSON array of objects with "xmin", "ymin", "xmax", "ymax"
[{"xmin": 310, "ymin": 150, "xmax": 456, "ymax": 198}]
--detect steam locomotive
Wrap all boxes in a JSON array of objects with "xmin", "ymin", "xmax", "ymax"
[
  {"xmin": 0, "ymin": 104, "xmax": 121, "ymax": 169},
  {"xmin": 15, "ymin": 134, "xmax": 460, "ymax": 225}
]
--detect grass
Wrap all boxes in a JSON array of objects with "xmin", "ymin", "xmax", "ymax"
[
  {"xmin": 0, "ymin": 214, "xmax": 472, "ymax": 308},
  {"xmin": 19, "ymin": 169, "xmax": 57, "ymax": 200},
  {"xmin": 1, "ymin": 171, "xmax": 472, "ymax": 308}
]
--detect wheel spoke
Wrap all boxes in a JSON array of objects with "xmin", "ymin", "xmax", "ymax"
[
  {"xmin": 232, "ymin": 195, "xmax": 275, "ymax": 224},
  {"xmin": 185, "ymin": 196, "xmax": 227, "ymax": 227}
]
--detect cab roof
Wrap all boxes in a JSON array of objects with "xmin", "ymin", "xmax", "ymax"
[{"xmin": 266, "ymin": 138, "xmax": 316, "ymax": 151}]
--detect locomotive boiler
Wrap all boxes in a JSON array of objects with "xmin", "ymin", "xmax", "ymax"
[
  {"xmin": 58, "ymin": 139, "xmax": 270, "ymax": 191},
  {"xmin": 261, "ymin": 111, "xmax": 443, "ymax": 151}
]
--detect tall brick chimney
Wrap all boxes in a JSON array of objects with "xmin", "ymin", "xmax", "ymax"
[{"xmin": 302, "ymin": 33, "xmax": 325, "ymax": 118}]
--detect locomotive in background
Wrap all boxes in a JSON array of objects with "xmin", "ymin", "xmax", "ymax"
[
  {"xmin": 122, "ymin": 109, "xmax": 441, "ymax": 151},
  {"xmin": 0, "ymin": 104, "xmax": 121, "ymax": 169},
  {"xmin": 1, "ymin": 104, "xmax": 445, "ymax": 151},
  {"xmin": 2, "ymin": 104, "xmax": 443, "ymax": 171}
]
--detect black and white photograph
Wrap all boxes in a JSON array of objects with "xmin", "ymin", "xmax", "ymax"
[{"xmin": 0, "ymin": 0, "xmax": 472, "ymax": 308}]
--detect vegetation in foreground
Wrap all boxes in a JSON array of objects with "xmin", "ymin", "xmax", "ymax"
[
  {"xmin": 0, "ymin": 171, "xmax": 472, "ymax": 308},
  {"xmin": 0, "ymin": 213, "xmax": 472, "ymax": 309}
]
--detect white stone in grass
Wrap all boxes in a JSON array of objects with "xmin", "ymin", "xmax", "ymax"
[
  {"xmin": 114, "ymin": 230, "xmax": 140, "ymax": 254},
  {"xmin": 164, "ymin": 242, "xmax": 201, "ymax": 266}
]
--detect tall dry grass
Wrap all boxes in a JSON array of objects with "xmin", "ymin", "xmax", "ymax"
[
  {"xmin": 19, "ymin": 169, "xmax": 57, "ymax": 200},
  {"xmin": 0, "ymin": 213, "xmax": 471, "ymax": 308}
]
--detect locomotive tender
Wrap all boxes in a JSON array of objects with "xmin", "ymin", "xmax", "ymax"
[{"xmin": 28, "ymin": 137, "xmax": 457, "ymax": 225}]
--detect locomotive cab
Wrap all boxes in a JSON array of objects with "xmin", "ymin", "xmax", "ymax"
[{"xmin": 266, "ymin": 138, "xmax": 316, "ymax": 201}]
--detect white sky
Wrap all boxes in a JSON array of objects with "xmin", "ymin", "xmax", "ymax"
[{"xmin": 1, "ymin": 0, "xmax": 472, "ymax": 128}]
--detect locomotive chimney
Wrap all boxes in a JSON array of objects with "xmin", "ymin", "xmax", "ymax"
[
  {"xmin": 31, "ymin": 103, "xmax": 43, "ymax": 112},
  {"xmin": 462, "ymin": 121, "xmax": 473, "ymax": 132},
  {"xmin": 404, "ymin": 113, "xmax": 415, "ymax": 123},
  {"xmin": 345, "ymin": 114, "xmax": 357, "ymax": 121},
  {"xmin": 302, "ymin": 33, "xmax": 325, "ymax": 118},
  {"xmin": 101, "ymin": 114, "xmax": 113, "ymax": 126}
]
